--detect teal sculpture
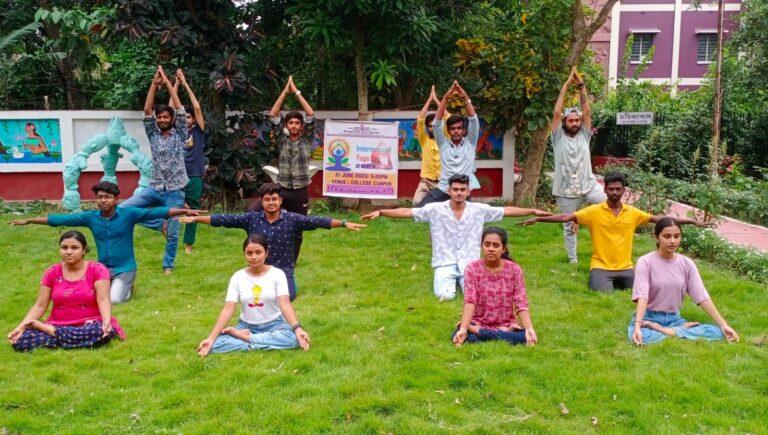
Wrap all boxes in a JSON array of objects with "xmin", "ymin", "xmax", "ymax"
[{"xmin": 61, "ymin": 117, "xmax": 152, "ymax": 211}]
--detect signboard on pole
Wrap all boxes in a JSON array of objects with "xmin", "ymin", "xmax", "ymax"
[
  {"xmin": 322, "ymin": 120, "xmax": 399, "ymax": 199},
  {"xmin": 616, "ymin": 112, "xmax": 654, "ymax": 125}
]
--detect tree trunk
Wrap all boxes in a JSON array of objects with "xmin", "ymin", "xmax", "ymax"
[
  {"xmin": 393, "ymin": 75, "xmax": 417, "ymax": 109},
  {"xmin": 353, "ymin": 27, "xmax": 368, "ymax": 118},
  {"xmin": 513, "ymin": 125, "xmax": 550, "ymax": 206}
]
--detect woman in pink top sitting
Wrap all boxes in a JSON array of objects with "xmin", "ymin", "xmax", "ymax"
[
  {"xmin": 7, "ymin": 230, "xmax": 125, "ymax": 352},
  {"xmin": 453, "ymin": 227, "xmax": 537, "ymax": 347},
  {"xmin": 629, "ymin": 217, "xmax": 739, "ymax": 345}
]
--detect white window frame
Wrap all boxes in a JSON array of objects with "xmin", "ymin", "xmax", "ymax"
[
  {"xmin": 629, "ymin": 32, "xmax": 657, "ymax": 64},
  {"xmin": 696, "ymin": 32, "xmax": 718, "ymax": 64}
]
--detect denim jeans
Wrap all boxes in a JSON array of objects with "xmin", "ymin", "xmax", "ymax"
[
  {"xmin": 627, "ymin": 310, "xmax": 725, "ymax": 344},
  {"xmin": 210, "ymin": 316, "xmax": 299, "ymax": 353},
  {"xmin": 433, "ymin": 264, "xmax": 464, "ymax": 300},
  {"xmin": 119, "ymin": 187, "xmax": 184, "ymax": 270},
  {"xmin": 452, "ymin": 327, "xmax": 527, "ymax": 346},
  {"xmin": 110, "ymin": 270, "xmax": 136, "ymax": 304}
]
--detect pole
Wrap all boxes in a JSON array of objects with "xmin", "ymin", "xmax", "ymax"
[{"xmin": 710, "ymin": 0, "xmax": 725, "ymax": 180}]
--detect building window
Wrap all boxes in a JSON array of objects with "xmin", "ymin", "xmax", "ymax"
[
  {"xmin": 697, "ymin": 33, "xmax": 717, "ymax": 63},
  {"xmin": 630, "ymin": 33, "xmax": 654, "ymax": 63}
]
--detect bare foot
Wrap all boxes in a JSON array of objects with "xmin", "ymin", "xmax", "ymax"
[
  {"xmin": 185, "ymin": 245, "xmax": 193, "ymax": 254},
  {"xmin": 221, "ymin": 327, "xmax": 251, "ymax": 342},
  {"xmin": 27, "ymin": 319, "xmax": 55, "ymax": 336},
  {"xmin": 641, "ymin": 320, "xmax": 676, "ymax": 336},
  {"xmin": 163, "ymin": 268, "xmax": 173, "ymax": 275},
  {"xmin": 467, "ymin": 324, "xmax": 481, "ymax": 334}
]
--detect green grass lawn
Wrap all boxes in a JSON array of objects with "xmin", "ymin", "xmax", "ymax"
[{"xmin": 1, "ymin": 213, "xmax": 766, "ymax": 433}]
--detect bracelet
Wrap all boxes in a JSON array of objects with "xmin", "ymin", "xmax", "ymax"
[
  {"xmin": 295, "ymin": 90, "xmax": 301, "ymax": 96},
  {"xmin": 341, "ymin": 219, "xmax": 347, "ymax": 228},
  {"xmin": 291, "ymin": 323, "xmax": 303, "ymax": 331}
]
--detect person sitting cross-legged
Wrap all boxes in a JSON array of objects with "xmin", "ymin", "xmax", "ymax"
[
  {"xmin": 452, "ymin": 227, "xmax": 537, "ymax": 347},
  {"xmin": 8, "ymin": 231, "xmax": 125, "ymax": 352},
  {"xmin": 197, "ymin": 234, "xmax": 310, "ymax": 356},
  {"xmin": 629, "ymin": 217, "xmax": 739, "ymax": 346}
]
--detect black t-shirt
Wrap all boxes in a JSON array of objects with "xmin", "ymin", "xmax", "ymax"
[{"xmin": 184, "ymin": 124, "xmax": 206, "ymax": 177}]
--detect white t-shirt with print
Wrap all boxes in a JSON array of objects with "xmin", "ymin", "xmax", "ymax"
[{"xmin": 225, "ymin": 266, "xmax": 289, "ymax": 325}]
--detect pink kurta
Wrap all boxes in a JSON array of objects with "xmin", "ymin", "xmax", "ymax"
[
  {"xmin": 463, "ymin": 259, "xmax": 530, "ymax": 330},
  {"xmin": 42, "ymin": 262, "xmax": 125, "ymax": 339}
]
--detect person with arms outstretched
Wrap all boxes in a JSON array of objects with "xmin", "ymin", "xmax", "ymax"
[
  {"xmin": 519, "ymin": 173, "xmax": 711, "ymax": 292},
  {"xmin": 550, "ymin": 68, "xmax": 606, "ymax": 264},
  {"xmin": 363, "ymin": 174, "xmax": 550, "ymax": 300},
  {"xmin": 179, "ymin": 183, "xmax": 365, "ymax": 300},
  {"xmin": 10, "ymin": 181, "xmax": 203, "ymax": 303}
]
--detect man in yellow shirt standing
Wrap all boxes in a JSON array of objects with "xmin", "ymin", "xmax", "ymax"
[
  {"xmin": 519, "ymin": 173, "xmax": 710, "ymax": 292},
  {"xmin": 412, "ymin": 86, "xmax": 443, "ymax": 205}
]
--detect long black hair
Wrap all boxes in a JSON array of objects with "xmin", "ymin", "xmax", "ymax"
[
  {"xmin": 59, "ymin": 230, "xmax": 89, "ymax": 254},
  {"xmin": 481, "ymin": 227, "xmax": 512, "ymax": 261}
]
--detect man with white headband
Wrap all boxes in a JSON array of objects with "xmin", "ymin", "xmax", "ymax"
[{"xmin": 550, "ymin": 67, "xmax": 606, "ymax": 264}]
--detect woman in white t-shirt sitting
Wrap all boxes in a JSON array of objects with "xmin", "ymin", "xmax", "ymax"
[
  {"xmin": 629, "ymin": 217, "xmax": 739, "ymax": 346},
  {"xmin": 197, "ymin": 234, "xmax": 311, "ymax": 355}
]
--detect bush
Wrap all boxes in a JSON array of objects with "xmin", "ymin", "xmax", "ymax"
[{"xmin": 682, "ymin": 227, "xmax": 768, "ymax": 284}]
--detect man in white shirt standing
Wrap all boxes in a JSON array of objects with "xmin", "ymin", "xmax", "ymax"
[
  {"xmin": 550, "ymin": 67, "xmax": 606, "ymax": 264},
  {"xmin": 362, "ymin": 174, "xmax": 551, "ymax": 300}
]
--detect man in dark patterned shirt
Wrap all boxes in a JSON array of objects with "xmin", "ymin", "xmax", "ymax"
[
  {"xmin": 120, "ymin": 65, "xmax": 188, "ymax": 275},
  {"xmin": 180, "ymin": 183, "xmax": 365, "ymax": 300}
]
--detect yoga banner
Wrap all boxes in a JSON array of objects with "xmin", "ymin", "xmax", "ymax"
[{"xmin": 322, "ymin": 120, "xmax": 399, "ymax": 199}]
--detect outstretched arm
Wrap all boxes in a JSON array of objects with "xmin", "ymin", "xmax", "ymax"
[
  {"xmin": 269, "ymin": 78, "xmax": 291, "ymax": 118},
  {"xmin": 329, "ymin": 219, "xmax": 366, "ymax": 231},
  {"xmin": 552, "ymin": 68, "xmax": 574, "ymax": 133},
  {"xmin": 649, "ymin": 215, "xmax": 713, "ymax": 228},
  {"xmin": 168, "ymin": 208, "xmax": 207, "ymax": 218},
  {"xmin": 9, "ymin": 217, "xmax": 49, "ymax": 226},
  {"xmin": 518, "ymin": 213, "xmax": 577, "ymax": 226},
  {"xmin": 503, "ymin": 207, "xmax": 552, "ymax": 218},
  {"xmin": 572, "ymin": 70, "xmax": 591, "ymax": 130},
  {"xmin": 144, "ymin": 67, "xmax": 163, "ymax": 117},
  {"xmin": 177, "ymin": 215, "xmax": 212, "ymax": 225},
  {"xmin": 361, "ymin": 208, "xmax": 414, "ymax": 221},
  {"xmin": 289, "ymin": 76, "xmax": 314, "ymax": 117}
]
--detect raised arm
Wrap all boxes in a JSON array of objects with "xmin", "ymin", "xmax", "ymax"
[
  {"xmin": 177, "ymin": 69, "xmax": 205, "ymax": 130},
  {"xmin": 361, "ymin": 208, "xmax": 414, "ymax": 221},
  {"xmin": 435, "ymin": 81, "xmax": 458, "ymax": 121},
  {"xmin": 455, "ymin": 82, "xmax": 476, "ymax": 117},
  {"xmin": 503, "ymin": 206, "xmax": 552, "ymax": 218},
  {"xmin": 144, "ymin": 68, "xmax": 163, "ymax": 117},
  {"xmin": 159, "ymin": 66, "xmax": 182, "ymax": 111},
  {"xmin": 419, "ymin": 85, "xmax": 437, "ymax": 119},
  {"xmin": 288, "ymin": 76, "xmax": 314, "ymax": 117},
  {"xmin": 168, "ymin": 77, "xmax": 181, "ymax": 109},
  {"xmin": 518, "ymin": 213, "xmax": 577, "ymax": 226},
  {"xmin": 552, "ymin": 68, "xmax": 574, "ymax": 133},
  {"xmin": 269, "ymin": 78, "xmax": 291, "ymax": 118},
  {"xmin": 572, "ymin": 70, "xmax": 590, "ymax": 130}
]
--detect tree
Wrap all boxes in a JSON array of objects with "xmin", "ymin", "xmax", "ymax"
[{"xmin": 457, "ymin": 0, "xmax": 618, "ymax": 205}]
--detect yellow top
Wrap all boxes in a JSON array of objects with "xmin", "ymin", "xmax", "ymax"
[
  {"xmin": 416, "ymin": 117, "xmax": 441, "ymax": 180},
  {"xmin": 574, "ymin": 202, "xmax": 653, "ymax": 271}
]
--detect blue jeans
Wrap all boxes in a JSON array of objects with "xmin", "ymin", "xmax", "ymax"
[
  {"xmin": 451, "ymin": 327, "xmax": 527, "ymax": 346},
  {"xmin": 211, "ymin": 317, "xmax": 299, "ymax": 353},
  {"xmin": 119, "ymin": 187, "xmax": 184, "ymax": 270},
  {"xmin": 627, "ymin": 310, "xmax": 724, "ymax": 344}
]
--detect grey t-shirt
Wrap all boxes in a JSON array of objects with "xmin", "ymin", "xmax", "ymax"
[{"xmin": 551, "ymin": 125, "xmax": 597, "ymax": 198}]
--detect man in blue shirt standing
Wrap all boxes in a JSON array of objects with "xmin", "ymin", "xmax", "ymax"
[
  {"xmin": 10, "ymin": 181, "xmax": 203, "ymax": 303},
  {"xmin": 179, "ymin": 183, "xmax": 366, "ymax": 300},
  {"xmin": 119, "ymin": 65, "xmax": 189, "ymax": 275},
  {"xmin": 416, "ymin": 81, "xmax": 480, "ymax": 207}
]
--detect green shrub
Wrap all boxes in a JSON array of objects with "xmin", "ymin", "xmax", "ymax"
[{"xmin": 682, "ymin": 227, "xmax": 768, "ymax": 284}]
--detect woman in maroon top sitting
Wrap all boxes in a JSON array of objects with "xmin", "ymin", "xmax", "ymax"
[
  {"xmin": 7, "ymin": 230, "xmax": 125, "ymax": 352},
  {"xmin": 453, "ymin": 227, "xmax": 537, "ymax": 347}
]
